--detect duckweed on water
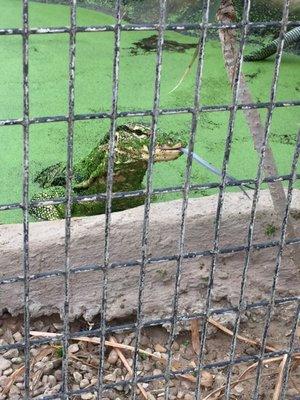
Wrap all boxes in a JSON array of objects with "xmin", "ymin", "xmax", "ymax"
[{"xmin": 0, "ymin": 0, "xmax": 299, "ymax": 223}]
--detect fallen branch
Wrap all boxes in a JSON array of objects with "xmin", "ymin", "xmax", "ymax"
[{"xmin": 207, "ymin": 317, "xmax": 277, "ymax": 352}]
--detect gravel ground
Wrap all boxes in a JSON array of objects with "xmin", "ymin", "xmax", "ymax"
[{"xmin": 0, "ymin": 306, "xmax": 299, "ymax": 399}]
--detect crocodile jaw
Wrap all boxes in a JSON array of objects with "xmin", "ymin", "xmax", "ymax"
[
  {"xmin": 154, "ymin": 145, "xmax": 182, "ymax": 162},
  {"xmin": 139, "ymin": 143, "xmax": 182, "ymax": 162}
]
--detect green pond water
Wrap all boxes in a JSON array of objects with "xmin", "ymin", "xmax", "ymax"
[{"xmin": 0, "ymin": 0, "xmax": 299, "ymax": 224}]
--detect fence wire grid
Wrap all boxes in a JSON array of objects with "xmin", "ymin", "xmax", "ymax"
[{"xmin": 0, "ymin": 0, "xmax": 300, "ymax": 399}]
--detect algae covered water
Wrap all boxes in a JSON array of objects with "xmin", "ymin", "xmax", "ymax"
[{"xmin": 0, "ymin": 0, "xmax": 299, "ymax": 223}]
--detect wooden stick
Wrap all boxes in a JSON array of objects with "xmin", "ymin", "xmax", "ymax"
[
  {"xmin": 272, "ymin": 354, "xmax": 288, "ymax": 400},
  {"xmin": 208, "ymin": 317, "xmax": 277, "ymax": 352}
]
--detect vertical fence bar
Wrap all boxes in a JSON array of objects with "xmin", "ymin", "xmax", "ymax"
[
  {"xmin": 224, "ymin": 0, "xmax": 292, "ymax": 397},
  {"xmin": 21, "ymin": 0, "xmax": 30, "ymax": 398},
  {"xmin": 194, "ymin": 1, "xmax": 251, "ymax": 398},
  {"xmin": 96, "ymin": 1, "xmax": 122, "ymax": 398},
  {"xmin": 61, "ymin": 0, "xmax": 77, "ymax": 398},
  {"xmin": 163, "ymin": 1, "xmax": 210, "ymax": 398},
  {"xmin": 130, "ymin": 1, "xmax": 166, "ymax": 399}
]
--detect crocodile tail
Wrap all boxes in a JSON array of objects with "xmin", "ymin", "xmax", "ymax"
[{"xmin": 244, "ymin": 26, "xmax": 300, "ymax": 62}]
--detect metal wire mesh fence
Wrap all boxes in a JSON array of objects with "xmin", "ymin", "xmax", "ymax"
[{"xmin": 0, "ymin": 0, "xmax": 299, "ymax": 399}]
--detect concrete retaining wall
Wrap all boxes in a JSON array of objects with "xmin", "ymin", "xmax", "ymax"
[{"xmin": 0, "ymin": 190, "xmax": 299, "ymax": 322}]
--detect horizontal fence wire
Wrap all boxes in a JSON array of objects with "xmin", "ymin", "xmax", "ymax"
[
  {"xmin": 0, "ymin": 0, "xmax": 299, "ymax": 399},
  {"xmin": 0, "ymin": 20, "xmax": 299, "ymax": 36}
]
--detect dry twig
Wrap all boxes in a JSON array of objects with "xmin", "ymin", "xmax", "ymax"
[
  {"xmin": 190, "ymin": 319, "xmax": 200, "ymax": 355},
  {"xmin": 207, "ymin": 317, "xmax": 277, "ymax": 352},
  {"xmin": 272, "ymin": 354, "xmax": 288, "ymax": 400},
  {"xmin": 109, "ymin": 336, "xmax": 149, "ymax": 400}
]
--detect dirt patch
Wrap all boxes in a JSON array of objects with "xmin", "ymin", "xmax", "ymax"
[
  {"xmin": 130, "ymin": 35, "xmax": 198, "ymax": 55},
  {"xmin": 0, "ymin": 306, "xmax": 299, "ymax": 399}
]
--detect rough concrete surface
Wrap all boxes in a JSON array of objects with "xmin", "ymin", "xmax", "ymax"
[{"xmin": 0, "ymin": 190, "xmax": 299, "ymax": 322}]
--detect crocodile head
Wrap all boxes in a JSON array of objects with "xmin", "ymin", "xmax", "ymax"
[{"xmin": 114, "ymin": 123, "xmax": 185, "ymax": 163}]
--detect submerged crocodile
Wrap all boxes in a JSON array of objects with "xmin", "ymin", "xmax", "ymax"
[
  {"xmin": 30, "ymin": 123, "xmax": 185, "ymax": 221},
  {"xmin": 131, "ymin": 34, "xmax": 198, "ymax": 55},
  {"xmin": 244, "ymin": 26, "xmax": 300, "ymax": 61}
]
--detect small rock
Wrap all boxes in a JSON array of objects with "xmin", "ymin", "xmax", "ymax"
[
  {"xmin": 233, "ymin": 384, "xmax": 244, "ymax": 394},
  {"xmin": 169, "ymin": 386, "xmax": 178, "ymax": 396},
  {"xmin": 123, "ymin": 332, "xmax": 135, "ymax": 345},
  {"xmin": 54, "ymin": 369, "xmax": 62, "ymax": 381},
  {"xmin": 9, "ymin": 385, "xmax": 20, "ymax": 394},
  {"xmin": 12, "ymin": 332, "xmax": 23, "ymax": 343},
  {"xmin": 16, "ymin": 382, "xmax": 24, "ymax": 389},
  {"xmin": 34, "ymin": 361, "xmax": 44, "ymax": 371},
  {"xmin": 244, "ymin": 347, "xmax": 257, "ymax": 356},
  {"xmin": 51, "ymin": 383, "xmax": 62, "ymax": 393},
  {"xmin": 181, "ymin": 380, "xmax": 191, "ymax": 390},
  {"xmin": 44, "ymin": 361, "xmax": 54, "ymax": 374},
  {"xmin": 172, "ymin": 341, "xmax": 180, "ymax": 351},
  {"xmin": 68, "ymin": 343, "xmax": 79, "ymax": 354},
  {"xmin": 73, "ymin": 371, "xmax": 82, "ymax": 383},
  {"xmin": 184, "ymin": 394, "xmax": 194, "ymax": 400},
  {"xmin": 3, "ymin": 330, "xmax": 14, "ymax": 344},
  {"xmin": 214, "ymin": 373, "xmax": 226, "ymax": 387},
  {"xmin": 30, "ymin": 348, "xmax": 38, "ymax": 357},
  {"xmin": 11, "ymin": 357, "xmax": 23, "ymax": 364},
  {"xmin": 104, "ymin": 371, "xmax": 117, "ymax": 382},
  {"xmin": 184, "ymin": 347, "xmax": 195, "ymax": 359},
  {"xmin": 143, "ymin": 362, "xmax": 152, "ymax": 372},
  {"xmin": 3, "ymin": 349, "xmax": 18, "ymax": 359},
  {"xmin": 80, "ymin": 378, "xmax": 90, "ymax": 389},
  {"xmin": 0, "ymin": 357, "xmax": 11, "ymax": 372},
  {"xmin": 139, "ymin": 335, "xmax": 149, "ymax": 347},
  {"xmin": 80, "ymin": 364, "xmax": 90, "ymax": 372},
  {"xmin": 81, "ymin": 393, "xmax": 94, "ymax": 400},
  {"xmin": 154, "ymin": 344, "xmax": 166, "ymax": 353},
  {"xmin": 153, "ymin": 368, "xmax": 162, "ymax": 376},
  {"xmin": 0, "ymin": 375, "xmax": 9, "ymax": 387},
  {"xmin": 107, "ymin": 350, "xmax": 118, "ymax": 365},
  {"xmin": 177, "ymin": 391, "xmax": 184, "ymax": 399},
  {"xmin": 53, "ymin": 322, "xmax": 63, "ymax": 331},
  {"xmin": 48, "ymin": 375, "xmax": 57, "ymax": 387},
  {"xmin": 90, "ymin": 377, "xmax": 98, "ymax": 385}
]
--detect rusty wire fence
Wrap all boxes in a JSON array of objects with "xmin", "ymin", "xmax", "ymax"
[{"xmin": 0, "ymin": 0, "xmax": 300, "ymax": 399}]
